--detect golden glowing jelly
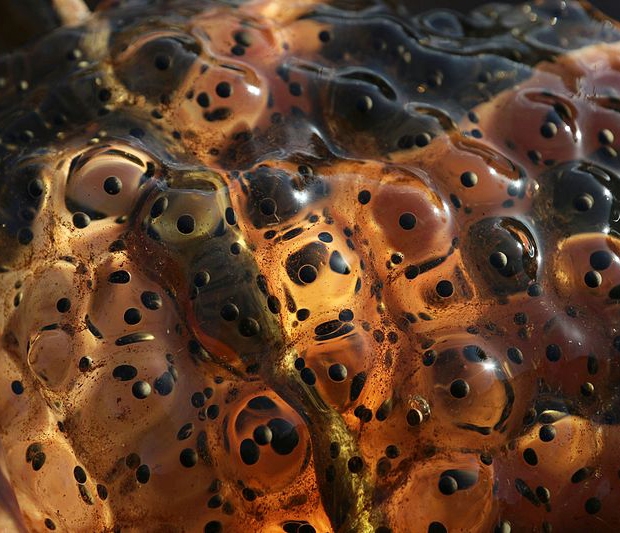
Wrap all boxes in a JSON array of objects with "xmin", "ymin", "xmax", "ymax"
[{"xmin": 0, "ymin": 0, "xmax": 620, "ymax": 531}]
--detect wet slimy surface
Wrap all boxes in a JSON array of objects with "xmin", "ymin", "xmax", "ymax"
[{"xmin": 1, "ymin": 0, "xmax": 620, "ymax": 531}]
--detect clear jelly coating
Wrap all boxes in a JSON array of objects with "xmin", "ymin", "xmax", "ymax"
[{"xmin": 1, "ymin": 0, "xmax": 620, "ymax": 531}]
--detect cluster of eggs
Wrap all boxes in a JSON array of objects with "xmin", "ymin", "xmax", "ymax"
[{"xmin": 1, "ymin": 0, "xmax": 620, "ymax": 531}]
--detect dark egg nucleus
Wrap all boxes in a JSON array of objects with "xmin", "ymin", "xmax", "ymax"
[{"xmin": 0, "ymin": 0, "xmax": 620, "ymax": 532}]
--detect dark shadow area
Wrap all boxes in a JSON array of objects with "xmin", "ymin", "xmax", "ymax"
[{"xmin": 0, "ymin": 0, "xmax": 60, "ymax": 52}]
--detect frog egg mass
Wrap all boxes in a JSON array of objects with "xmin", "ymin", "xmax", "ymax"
[{"xmin": 1, "ymin": 0, "xmax": 620, "ymax": 531}]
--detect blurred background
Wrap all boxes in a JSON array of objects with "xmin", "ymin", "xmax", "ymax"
[
  {"xmin": 0, "ymin": 0, "xmax": 618, "ymax": 52},
  {"xmin": 412, "ymin": 0, "xmax": 618, "ymax": 17}
]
